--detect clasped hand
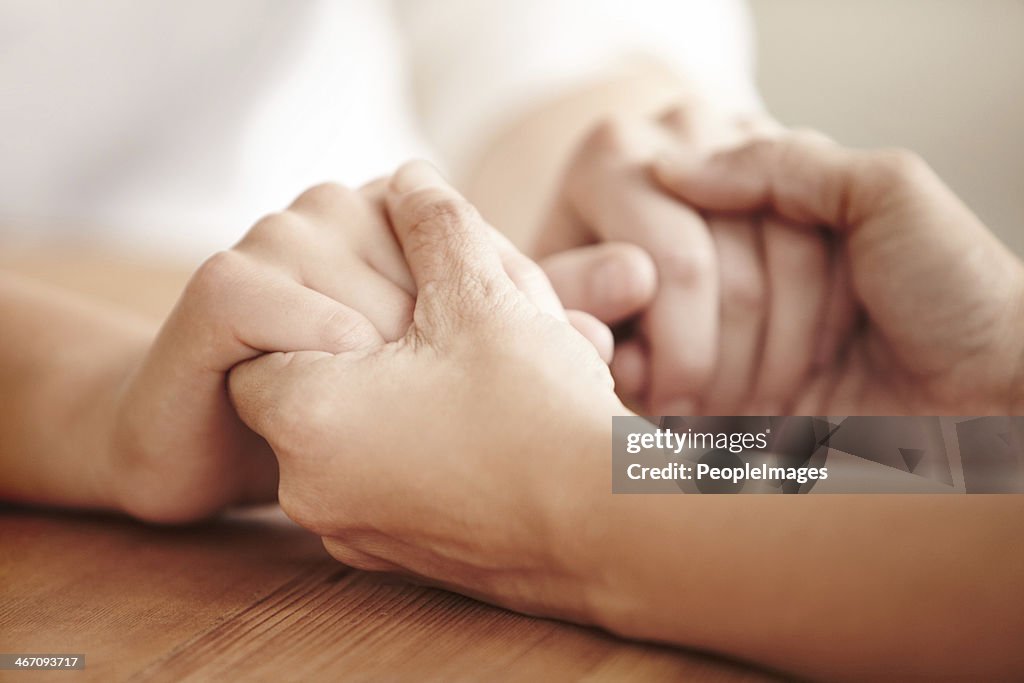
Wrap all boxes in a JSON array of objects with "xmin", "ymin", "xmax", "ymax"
[{"xmin": 224, "ymin": 127, "xmax": 1024, "ymax": 606}]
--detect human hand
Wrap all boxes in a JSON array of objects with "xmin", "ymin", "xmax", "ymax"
[
  {"xmin": 108, "ymin": 172, "xmax": 619, "ymax": 524},
  {"xmin": 537, "ymin": 104, "xmax": 845, "ymax": 415},
  {"xmin": 227, "ymin": 162, "xmax": 626, "ymax": 615},
  {"xmin": 106, "ymin": 182, "xmax": 420, "ymax": 522},
  {"xmin": 653, "ymin": 132, "xmax": 1024, "ymax": 414}
]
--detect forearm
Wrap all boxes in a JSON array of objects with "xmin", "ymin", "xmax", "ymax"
[
  {"xmin": 0, "ymin": 272, "xmax": 152, "ymax": 510},
  {"xmin": 545, "ymin": 426, "xmax": 1024, "ymax": 680}
]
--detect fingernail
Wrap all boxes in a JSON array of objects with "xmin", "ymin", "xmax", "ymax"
[
  {"xmin": 661, "ymin": 399, "xmax": 698, "ymax": 417},
  {"xmin": 390, "ymin": 160, "xmax": 446, "ymax": 194}
]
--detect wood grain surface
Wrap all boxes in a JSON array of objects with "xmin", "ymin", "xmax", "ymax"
[{"xmin": 0, "ymin": 506, "xmax": 781, "ymax": 682}]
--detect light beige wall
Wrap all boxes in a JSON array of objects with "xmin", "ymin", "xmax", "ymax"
[{"xmin": 749, "ymin": 0, "xmax": 1024, "ymax": 255}]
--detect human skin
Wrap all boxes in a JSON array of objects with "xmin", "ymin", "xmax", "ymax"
[
  {"xmin": 535, "ymin": 109, "xmax": 857, "ymax": 415},
  {"xmin": 0, "ymin": 184, "xmax": 411, "ymax": 521},
  {"xmin": 460, "ymin": 68, "xmax": 778, "ymax": 417},
  {"xmin": 0, "ymin": 179, "xmax": 641, "ymax": 523},
  {"xmin": 653, "ymin": 132, "xmax": 1024, "ymax": 414},
  {"xmin": 0, "ymin": 67, "xmax": 768, "ymax": 521},
  {"xmin": 229, "ymin": 158, "xmax": 1024, "ymax": 681},
  {"xmin": 6, "ymin": 67, "xmax": 766, "ymax": 522},
  {"xmin": 471, "ymin": 70, "xmax": 852, "ymax": 416}
]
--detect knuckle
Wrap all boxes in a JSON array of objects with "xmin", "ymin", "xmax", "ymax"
[
  {"xmin": 657, "ymin": 245, "xmax": 715, "ymax": 289},
  {"xmin": 291, "ymin": 182, "xmax": 356, "ymax": 213},
  {"xmin": 402, "ymin": 192, "xmax": 479, "ymax": 241},
  {"xmin": 656, "ymin": 101, "xmax": 709, "ymax": 139},
  {"xmin": 582, "ymin": 115, "xmax": 640, "ymax": 154},
  {"xmin": 186, "ymin": 249, "xmax": 250, "ymax": 307},
  {"xmin": 870, "ymin": 148, "xmax": 933, "ymax": 187},
  {"xmin": 658, "ymin": 103, "xmax": 693, "ymax": 128},
  {"xmin": 243, "ymin": 210, "xmax": 311, "ymax": 249}
]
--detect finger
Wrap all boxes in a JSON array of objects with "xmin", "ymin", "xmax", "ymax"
[
  {"xmin": 289, "ymin": 182, "xmax": 413, "ymax": 294},
  {"xmin": 357, "ymin": 178, "xmax": 417, "ymax": 295},
  {"xmin": 228, "ymin": 350, "xmax": 331, "ymax": 438},
  {"xmin": 172, "ymin": 251, "xmax": 384, "ymax": 373},
  {"xmin": 652, "ymin": 132, "xmax": 862, "ymax": 228},
  {"xmin": 568, "ymin": 166, "xmax": 719, "ymax": 415},
  {"xmin": 657, "ymin": 101, "xmax": 752, "ymax": 152},
  {"xmin": 748, "ymin": 217, "xmax": 829, "ymax": 414},
  {"xmin": 610, "ymin": 337, "xmax": 649, "ymax": 407},
  {"xmin": 656, "ymin": 100, "xmax": 719, "ymax": 148},
  {"xmin": 540, "ymin": 242, "xmax": 657, "ymax": 326},
  {"xmin": 701, "ymin": 215, "xmax": 767, "ymax": 415},
  {"xmin": 814, "ymin": 245, "xmax": 860, "ymax": 369},
  {"xmin": 384, "ymin": 161, "xmax": 508, "ymax": 313},
  {"xmin": 567, "ymin": 310, "xmax": 614, "ymax": 364},
  {"xmin": 303, "ymin": 259, "xmax": 415, "ymax": 341},
  {"xmin": 490, "ymin": 226, "xmax": 568, "ymax": 321},
  {"xmin": 562, "ymin": 117, "xmax": 722, "ymax": 413}
]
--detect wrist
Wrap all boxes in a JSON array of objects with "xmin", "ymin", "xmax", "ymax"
[
  {"xmin": 0, "ymin": 271, "xmax": 159, "ymax": 512},
  {"xmin": 530, "ymin": 407, "xmax": 630, "ymax": 626},
  {"xmin": 89, "ymin": 346, "xmax": 150, "ymax": 510}
]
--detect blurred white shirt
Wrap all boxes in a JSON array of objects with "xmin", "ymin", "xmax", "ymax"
[{"xmin": 0, "ymin": 0, "xmax": 757, "ymax": 260}]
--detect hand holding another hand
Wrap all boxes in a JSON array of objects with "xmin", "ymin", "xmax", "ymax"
[
  {"xmin": 654, "ymin": 132, "xmax": 1024, "ymax": 414},
  {"xmin": 228, "ymin": 162, "xmax": 625, "ymax": 615},
  {"xmin": 110, "ymin": 166, "xmax": 623, "ymax": 523},
  {"xmin": 107, "ymin": 181, "xmax": 419, "ymax": 522},
  {"xmin": 537, "ymin": 105, "xmax": 851, "ymax": 415}
]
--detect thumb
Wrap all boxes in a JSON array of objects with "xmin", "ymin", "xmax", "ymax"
[
  {"xmin": 228, "ymin": 350, "xmax": 328, "ymax": 438},
  {"xmin": 651, "ymin": 132, "xmax": 864, "ymax": 229},
  {"xmin": 540, "ymin": 242, "xmax": 657, "ymax": 325},
  {"xmin": 384, "ymin": 161, "xmax": 511, "ymax": 327}
]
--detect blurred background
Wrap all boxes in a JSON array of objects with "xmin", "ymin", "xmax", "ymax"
[
  {"xmin": 750, "ymin": 0, "xmax": 1024, "ymax": 255},
  {"xmin": 2, "ymin": 0, "xmax": 1021, "ymax": 318}
]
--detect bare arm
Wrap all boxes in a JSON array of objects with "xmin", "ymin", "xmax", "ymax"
[
  {"xmin": 0, "ymin": 272, "xmax": 151, "ymax": 510},
  {"xmin": 563, "ymin": 444, "xmax": 1024, "ymax": 680}
]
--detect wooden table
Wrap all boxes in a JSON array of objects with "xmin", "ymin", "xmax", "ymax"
[
  {"xmin": 0, "ymin": 506, "xmax": 780, "ymax": 682},
  {"xmin": 0, "ymin": 250, "xmax": 780, "ymax": 682}
]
